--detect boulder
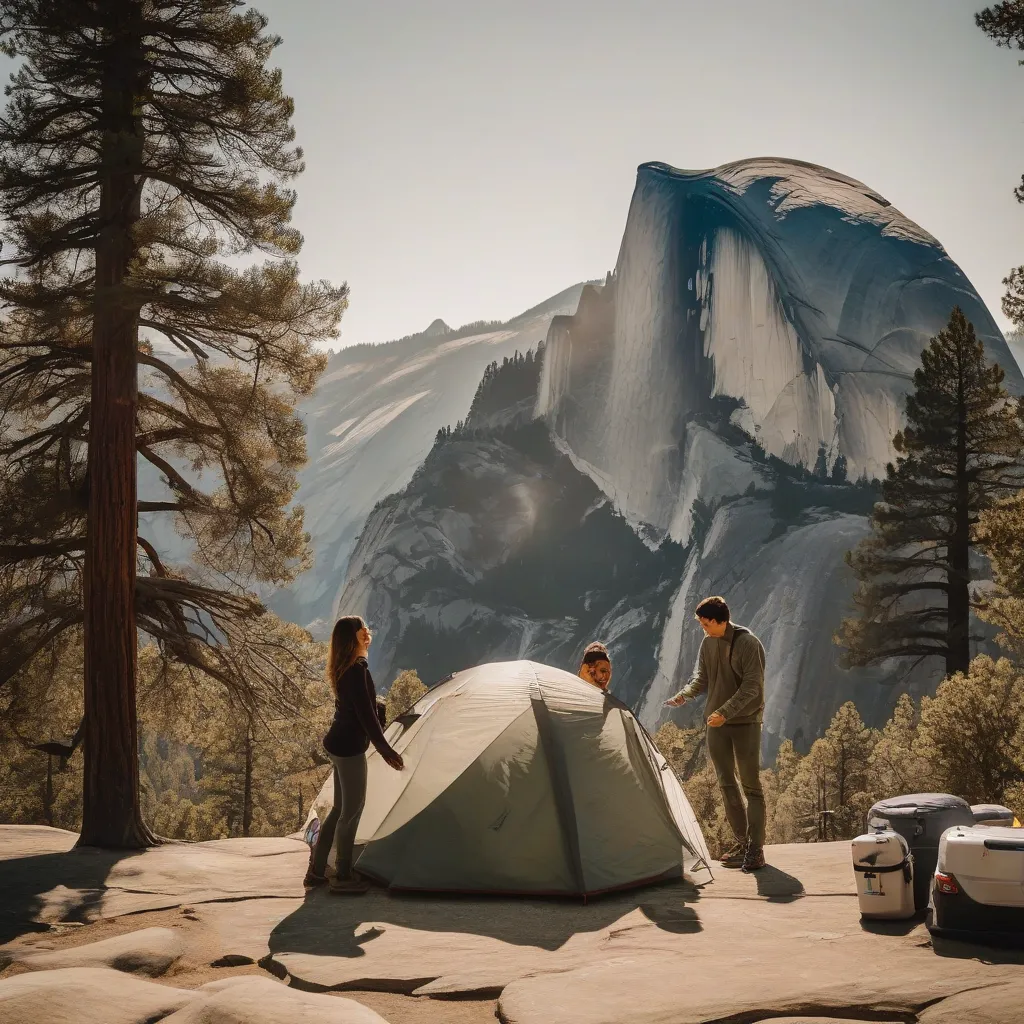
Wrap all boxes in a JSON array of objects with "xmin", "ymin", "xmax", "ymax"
[
  {"xmin": 164, "ymin": 976, "xmax": 390, "ymax": 1023},
  {"xmin": 5, "ymin": 927, "xmax": 184, "ymax": 977},
  {"xmin": 0, "ymin": 967, "xmax": 194, "ymax": 1024},
  {"xmin": 496, "ymin": 952, "xmax": 1022, "ymax": 1024},
  {"xmin": 919, "ymin": 980, "xmax": 1024, "ymax": 1024},
  {"xmin": 0, "ymin": 969, "xmax": 392, "ymax": 1024}
]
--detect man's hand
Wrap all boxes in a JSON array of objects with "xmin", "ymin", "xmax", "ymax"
[
  {"xmin": 707, "ymin": 711, "xmax": 726, "ymax": 728},
  {"xmin": 663, "ymin": 693, "xmax": 687, "ymax": 708},
  {"xmin": 384, "ymin": 752, "xmax": 405, "ymax": 771}
]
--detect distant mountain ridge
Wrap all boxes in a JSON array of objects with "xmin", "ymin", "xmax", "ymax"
[{"xmin": 267, "ymin": 281, "xmax": 600, "ymax": 633}]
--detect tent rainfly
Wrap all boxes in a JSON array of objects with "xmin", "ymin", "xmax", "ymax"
[{"xmin": 304, "ymin": 660, "xmax": 714, "ymax": 897}]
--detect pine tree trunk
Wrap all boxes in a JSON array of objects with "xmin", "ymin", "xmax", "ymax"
[
  {"xmin": 44, "ymin": 756, "xmax": 53, "ymax": 828},
  {"xmin": 79, "ymin": 2, "xmax": 154, "ymax": 849},
  {"xmin": 947, "ymin": 379, "xmax": 972, "ymax": 677},
  {"xmin": 242, "ymin": 726, "xmax": 254, "ymax": 838}
]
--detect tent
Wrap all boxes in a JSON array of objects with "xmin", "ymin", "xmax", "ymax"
[{"xmin": 304, "ymin": 660, "xmax": 713, "ymax": 897}]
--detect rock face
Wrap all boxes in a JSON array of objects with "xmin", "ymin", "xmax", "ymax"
[
  {"xmin": 337, "ymin": 362, "xmax": 685, "ymax": 703},
  {"xmin": 315, "ymin": 158, "xmax": 1024, "ymax": 753},
  {"xmin": 539, "ymin": 159, "xmax": 1023, "ymax": 516},
  {"xmin": 1008, "ymin": 333, "xmax": 1024, "ymax": 376},
  {"xmin": 535, "ymin": 158, "xmax": 1022, "ymax": 745},
  {"xmin": 267, "ymin": 284, "xmax": 595, "ymax": 636}
]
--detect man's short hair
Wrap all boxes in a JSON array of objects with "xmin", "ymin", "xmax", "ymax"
[{"xmin": 695, "ymin": 596, "xmax": 730, "ymax": 623}]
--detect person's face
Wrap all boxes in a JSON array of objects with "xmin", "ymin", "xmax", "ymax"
[
  {"xmin": 358, "ymin": 625, "xmax": 373, "ymax": 649},
  {"xmin": 697, "ymin": 616, "xmax": 728, "ymax": 638},
  {"xmin": 590, "ymin": 660, "xmax": 612, "ymax": 689}
]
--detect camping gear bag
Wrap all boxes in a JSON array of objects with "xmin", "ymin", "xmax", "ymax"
[
  {"xmin": 867, "ymin": 793, "xmax": 974, "ymax": 911},
  {"xmin": 929, "ymin": 824, "xmax": 1024, "ymax": 943},
  {"xmin": 851, "ymin": 827, "xmax": 915, "ymax": 920},
  {"xmin": 970, "ymin": 804, "xmax": 1020, "ymax": 828}
]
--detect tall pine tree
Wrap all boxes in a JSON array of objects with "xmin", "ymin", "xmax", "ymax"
[
  {"xmin": 0, "ymin": 1, "xmax": 345, "ymax": 846},
  {"xmin": 976, "ymin": 490, "xmax": 1024, "ymax": 656},
  {"xmin": 837, "ymin": 308, "xmax": 1024, "ymax": 677}
]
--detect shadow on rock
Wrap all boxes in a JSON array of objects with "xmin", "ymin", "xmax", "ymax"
[
  {"xmin": 928, "ymin": 933, "xmax": 1024, "ymax": 964},
  {"xmin": 636, "ymin": 901, "xmax": 701, "ymax": 934},
  {"xmin": 0, "ymin": 847, "xmax": 144, "ymax": 946},
  {"xmin": 268, "ymin": 877, "xmax": 703, "ymax": 961},
  {"xmin": 858, "ymin": 913, "xmax": 924, "ymax": 938},
  {"xmin": 754, "ymin": 863, "xmax": 805, "ymax": 902}
]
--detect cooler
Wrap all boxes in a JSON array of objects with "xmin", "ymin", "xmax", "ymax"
[
  {"xmin": 867, "ymin": 793, "xmax": 974, "ymax": 911},
  {"xmin": 851, "ymin": 828, "xmax": 915, "ymax": 919},
  {"xmin": 929, "ymin": 824, "xmax": 1024, "ymax": 945}
]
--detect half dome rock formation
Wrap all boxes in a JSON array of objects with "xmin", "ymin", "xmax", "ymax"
[
  {"xmin": 540, "ymin": 157, "xmax": 1019, "ymax": 536},
  {"xmin": 538, "ymin": 157, "xmax": 1023, "ymax": 540},
  {"xmin": 329, "ymin": 158, "xmax": 1023, "ymax": 756},
  {"xmin": 531, "ymin": 157, "xmax": 1023, "ymax": 746}
]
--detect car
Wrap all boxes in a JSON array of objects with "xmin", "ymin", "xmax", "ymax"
[{"xmin": 928, "ymin": 824, "xmax": 1024, "ymax": 946}]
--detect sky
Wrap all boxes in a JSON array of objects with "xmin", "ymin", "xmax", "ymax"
[{"xmin": 253, "ymin": 0, "xmax": 1024, "ymax": 348}]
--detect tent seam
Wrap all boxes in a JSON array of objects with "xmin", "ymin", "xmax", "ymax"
[{"xmin": 529, "ymin": 664, "xmax": 587, "ymax": 898}]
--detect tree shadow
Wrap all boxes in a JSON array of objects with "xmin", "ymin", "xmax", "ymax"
[
  {"xmin": 267, "ymin": 875, "xmax": 703, "ymax": 964},
  {"xmin": 0, "ymin": 842, "xmax": 143, "ymax": 947}
]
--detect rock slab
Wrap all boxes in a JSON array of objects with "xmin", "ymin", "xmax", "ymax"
[
  {"xmin": 0, "ymin": 968, "xmax": 392, "ymax": 1024},
  {"xmin": 163, "ymin": 976, "xmax": 390, "ymax": 1023},
  {"xmin": 0, "ymin": 966, "xmax": 195, "ymax": 1024},
  {"xmin": 4, "ymin": 926, "xmax": 184, "ymax": 977}
]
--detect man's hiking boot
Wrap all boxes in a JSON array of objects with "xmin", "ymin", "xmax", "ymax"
[
  {"xmin": 302, "ymin": 869, "xmax": 327, "ymax": 887},
  {"xmin": 329, "ymin": 875, "xmax": 370, "ymax": 895},
  {"xmin": 719, "ymin": 841, "xmax": 747, "ymax": 869},
  {"xmin": 742, "ymin": 845, "xmax": 766, "ymax": 873}
]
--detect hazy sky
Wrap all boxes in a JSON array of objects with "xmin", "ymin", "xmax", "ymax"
[{"xmin": 253, "ymin": 0, "xmax": 1024, "ymax": 347}]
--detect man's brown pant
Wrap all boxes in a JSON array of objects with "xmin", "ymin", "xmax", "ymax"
[{"xmin": 706, "ymin": 722, "xmax": 766, "ymax": 848}]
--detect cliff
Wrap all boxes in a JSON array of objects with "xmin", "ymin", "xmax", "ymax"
[{"xmin": 330, "ymin": 158, "xmax": 1019, "ymax": 756}]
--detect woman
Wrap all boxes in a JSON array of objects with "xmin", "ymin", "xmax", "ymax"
[
  {"xmin": 578, "ymin": 641, "xmax": 612, "ymax": 691},
  {"xmin": 305, "ymin": 616, "xmax": 404, "ymax": 894}
]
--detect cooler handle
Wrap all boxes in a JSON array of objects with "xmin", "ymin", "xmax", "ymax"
[{"xmin": 853, "ymin": 857, "xmax": 913, "ymax": 884}]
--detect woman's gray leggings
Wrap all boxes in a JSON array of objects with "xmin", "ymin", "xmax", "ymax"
[{"xmin": 311, "ymin": 753, "xmax": 367, "ymax": 880}]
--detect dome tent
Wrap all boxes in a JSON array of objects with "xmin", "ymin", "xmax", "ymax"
[{"xmin": 305, "ymin": 660, "xmax": 713, "ymax": 897}]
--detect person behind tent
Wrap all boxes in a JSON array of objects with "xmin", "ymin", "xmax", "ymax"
[
  {"xmin": 663, "ymin": 595, "xmax": 767, "ymax": 873},
  {"xmin": 578, "ymin": 641, "xmax": 612, "ymax": 691},
  {"xmin": 305, "ymin": 616, "xmax": 404, "ymax": 894}
]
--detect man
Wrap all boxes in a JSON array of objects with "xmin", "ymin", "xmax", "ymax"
[
  {"xmin": 578, "ymin": 641, "xmax": 612, "ymax": 691},
  {"xmin": 664, "ymin": 596, "xmax": 767, "ymax": 872}
]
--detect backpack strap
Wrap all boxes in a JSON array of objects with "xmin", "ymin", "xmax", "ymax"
[{"xmin": 728, "ymin": 625, "xmax": 750, "ymax": 672}]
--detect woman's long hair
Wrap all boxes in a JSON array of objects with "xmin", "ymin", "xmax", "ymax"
[{"xmin": 327, "ymin": 616, "xmax": 366, "ymax": 698}]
